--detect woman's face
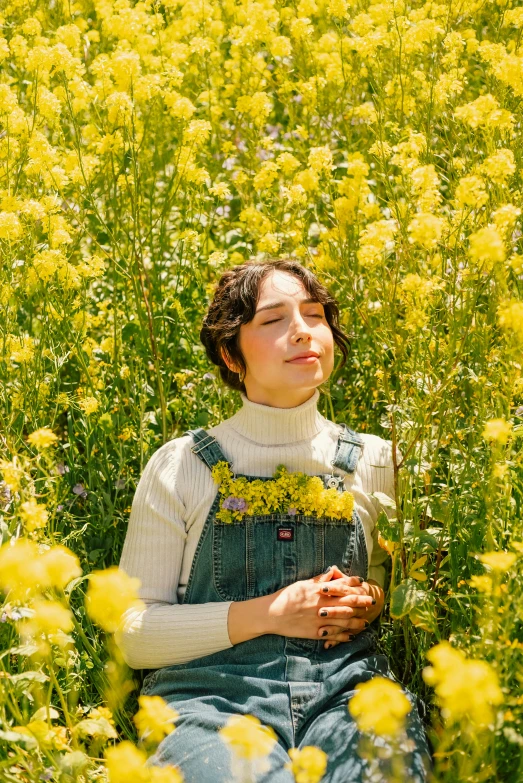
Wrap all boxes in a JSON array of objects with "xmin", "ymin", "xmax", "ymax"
[{"xmin": 229, "ymin": 270, "xmax": 335, "ymax": 408}]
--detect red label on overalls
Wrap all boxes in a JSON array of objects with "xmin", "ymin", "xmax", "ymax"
[{"xmin": 277, "ymin": 527, "xmax": 294, "ymax": 541}]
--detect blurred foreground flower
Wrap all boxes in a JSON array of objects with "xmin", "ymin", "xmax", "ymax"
[
  {"xmin": 482, "ymin": 418, "xmax": 513, "ymax": 445},
  {"xmin": 17, "ymin": 597, "xmax": 74, "ymax": 655},
  {"xmin": 423, "ymin": 642, "xmax": 503, "ymax": 726},
  {"xmin": 133, "ymin": 695, "xmax": 179, "ymax": 745},
  {"xmin": 477, "ymin": 551, "xmax": 517, "ymax": 571},
  {"xmin": 105, "ymin": 740, "xmax": 183, "ymax": 783},
  {"xmin": 348, "ymin": 676, "xmax": 412, "ymax": 737},
  {"xmin": 0, "ymin": 539, "xmax": 82, "ymax": 598},
  {"xmin": 219, "ymin": 714, "xmax": 277, "ymax": 760},
  {"xmin": 285, "ymin": 745, "xmax": 328, "ymax": 783},
  {"xmin": 85, "ymin": 566, "xmax": 145, "ymax": 633}
]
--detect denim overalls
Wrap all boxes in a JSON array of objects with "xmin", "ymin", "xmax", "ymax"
[{"xmin": 141, "ymin": 425, "xmax": 432, "ymax": 782}]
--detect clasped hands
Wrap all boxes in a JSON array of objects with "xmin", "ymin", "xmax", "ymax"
[{"xmin": 316, "ymin": 564, "xmax": 385, "ymax": 650}]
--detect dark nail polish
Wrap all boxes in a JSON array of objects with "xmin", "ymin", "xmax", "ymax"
[
  {"xmin": 322, "ymin": 586, "xmax": 329, "ymax": 593},
  {"xmin": 372, "ymin": 598, "xmax": 376, "ymax": 605},
  {"xmin": 320, "ymin": 610, "xmax": 328, "ymax": 617},
  {"xmin": 324, "ymin": 643, "xmax": 331, "ymax": 649},
  {"xmin": 359, "ymin": 577, "xmax": 364, "ymax": 583},
  {"xmin": 364, "ymin": 620, "xmax": 370, "ymax": 627},
  {"xmin": 348, "ymin": 635, "xmax": 355, "ymax": 641},
  {"xmin": 322, "ymin": 629, "xmax": 328, "ymax": 637}
]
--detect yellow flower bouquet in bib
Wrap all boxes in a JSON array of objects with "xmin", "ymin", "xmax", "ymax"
[{"xmin": 211, "ymin": 462, "xmax": 355, "ymax": 524}]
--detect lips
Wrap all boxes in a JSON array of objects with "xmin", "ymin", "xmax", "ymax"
[{"xmin": 286, "ymin": 351, "xmax": 320, "ymax": 362}]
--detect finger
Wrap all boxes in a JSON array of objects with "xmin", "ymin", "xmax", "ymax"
[
  {"xmin": 337, "ymin": 593, "xmax": 376, "ymax": 608},
  {"xmin": 324, "ymin": 640, "xmax": 342, "ymax": 650},
  {"xmin": 318, "ymin": 608, "xmax": 371, "ymax": 628},
  {"xmin": 313, "ymin": 566, "xmax": 336, "ymax": 583},
  {"xmin": 319, "ymin": 583, "xmax": 367, "ymax": 598},
  {"xmin": 318, "ymin": 618, "xmax": 369, "ymax": 635},
  {"xmin": 329, "ymin": 565, "xmax": 365, "ymax": 585},
  {"xmin": 318, "ymin": 576, "xmax": 365, "ymax": 593},
  {"xmin": 318, "ymin": 626, "xmax": 355, "ymax": 642}
]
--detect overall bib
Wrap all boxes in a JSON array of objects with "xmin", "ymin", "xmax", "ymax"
[{"xmin": 141, "ymin": 425, "xmax": 432, "ymax": 782}]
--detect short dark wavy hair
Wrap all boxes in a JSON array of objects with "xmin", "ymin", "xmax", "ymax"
[{"xmin": 200, "ymin": 258, "xmax": 352, "ymax": 393}]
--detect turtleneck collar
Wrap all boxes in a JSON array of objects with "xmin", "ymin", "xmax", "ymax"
[{"xmin": 225, "ymin": 388, "xmax": 326, "ymax": 446}]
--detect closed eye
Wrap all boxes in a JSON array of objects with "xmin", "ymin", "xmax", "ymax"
[{"xmin": 263, "ymin": 314, "xmax": 324, "ymax": 325}]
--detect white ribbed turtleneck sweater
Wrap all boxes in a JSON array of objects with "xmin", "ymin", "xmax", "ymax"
[{"xmin": 116, "ymin": 390, "xmax": 398, "ymax": 670}]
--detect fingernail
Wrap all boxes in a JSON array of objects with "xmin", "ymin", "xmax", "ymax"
[
  {"xmin": 322, "ymin": 586, "xmax": 329, "ymax": 593},
  {"xmin": 372, "ymin": 598, "xmax": 376, "ymax": 605},
  {"xmin": 348, "ymin": 635, "xmax": 355, "ymax": 641},
  {"xmin": 323, "ymin": 565, "xmax": 331, "ymax": 573},
  {"xmin": 320, "ymin": 609, "xmax": 328, "ymax": 617},
  {"xmin": 359, "ymin": 577, "xmax": 364, "ymax": 583},
  {"xmin": 364, "ymin": 620, "xmax": 370, "ymax": 627},
  {"xmin": 322, "ymin": 629, "xmax": 328, "ymax": 637},
  {"xmin": 325, "ymin": 643, "xmax": 331, "ymax": 650}
]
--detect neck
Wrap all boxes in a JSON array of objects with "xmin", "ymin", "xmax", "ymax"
[{"xmin": 225, "ymin": 388, "xmax": 326, "ymax": 446}]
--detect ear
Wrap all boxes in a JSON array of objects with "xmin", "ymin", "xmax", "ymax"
[{"xmin": 220, "ymin": 347, "xmax": 236, "ymax": 373}]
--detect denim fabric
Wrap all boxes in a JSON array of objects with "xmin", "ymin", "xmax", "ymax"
[{"xmin": 141, "ymin": 425, "xmax": 432, "ymax": 782}]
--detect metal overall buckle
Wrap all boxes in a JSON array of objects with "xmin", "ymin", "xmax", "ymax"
[{"xmin": 325, "ymin": 474, "xmax": 343, "ymax": 490}]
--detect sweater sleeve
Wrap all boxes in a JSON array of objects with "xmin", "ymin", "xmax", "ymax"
[
  {"xmin": 113, "ymin": 440, "xmax": 233, "ymax": 670},
  {"xmin": 367, "ymin": 438, "xmax": 402, "ymax": 588}
]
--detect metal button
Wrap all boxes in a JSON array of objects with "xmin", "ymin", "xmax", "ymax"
[{"xmin": 326, "ymin": 476, "xmax": 341, "ymax": 489}]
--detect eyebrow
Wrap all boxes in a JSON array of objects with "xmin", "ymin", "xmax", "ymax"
[{"xmin": 255, "ymin": 297, "xmax": 320, "ymax": 315}]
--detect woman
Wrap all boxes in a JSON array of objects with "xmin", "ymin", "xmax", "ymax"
[{"xmin": 116, "ymin": 258, "xmax": 432, "ymax": 782}]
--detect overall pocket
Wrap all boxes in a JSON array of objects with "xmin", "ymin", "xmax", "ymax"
[{"xmin": 212, "ymin": 514, "xmax": 359, "ymax": 601}]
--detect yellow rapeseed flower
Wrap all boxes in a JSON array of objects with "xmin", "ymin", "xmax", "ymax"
[
  {"xmin": 17, "ymin": 597, "xmax": 74, "ymax": 644},
  {"xmin": 133, "ymin": 695, "xmax": 179, "ymax": 744},
  {"xmin": 27, "ymin": 427, "xmax": 58, "ymax": 449},
  {"xmin": 105, "ymin": 741, "xmax": 150, "ymax": 783},
  {"xmin": 478, "ymin": 551, "xmax": 517, "ymax": 571},
  {"xmin": 468, "ymin": 226, "xmax": 506, "ymax": 265},
  {"xmin": 219, "ymin": 714, "xmax": 277, "ymax": 760},
  {"xmin": 286, "ymin": 745, "xmax": 328, "ymax": 783},
  {"xmin": 498, "ymin": 300, "xmax": 523, "ymax": 345},
  {"xmin": 348, "ymin": 677, "xmax": 412, "ymax": 737},
  {"xmin": 78, "ymin": 396, "xmax": 100, "ymax": 415},
  {"xmin": 85, "ymin": 566, "xmax": 145, "ymax": 633},
  {"xmin": 423, "ymin": 641, "xmax": 503, "ymax": 726},
  {"xmin": 482, "ymin": 418, "xmax": 513, "ymax": 444},
  {"xmin": 469, "ymin": 575, "xmax": 493, "ymax": 593},
  {"xmin": 40, "ymin": 545, "xmax": 82, "ymax": 590},
  {"xmin": 0, "ymin": 457, "xmax": 26, "ymax": 492},
  {"xmin": 19, "ymin": 497, "xmax": 49, "ymax": 532}
]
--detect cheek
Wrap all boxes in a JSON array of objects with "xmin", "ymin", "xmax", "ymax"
[{"xmin": 240, "ymin": 329, "xmax": 285, "ymax": 366}]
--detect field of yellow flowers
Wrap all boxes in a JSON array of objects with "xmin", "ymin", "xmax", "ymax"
[{"xmin": 0, "ymin": 0, "xmax": 522, "ymax": 780}]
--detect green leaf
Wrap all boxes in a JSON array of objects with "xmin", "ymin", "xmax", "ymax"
[
  {"xmin": 376, "ymin": 509, "xmax": 400, "ymax": 542},
  {"xmin": 390, "ymin": 578, "xmax": 428, "ymax": 619}
]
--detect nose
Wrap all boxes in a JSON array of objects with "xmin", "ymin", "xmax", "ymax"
[{"xmin": 290, "ymin": 311, "xmax": 313, "ymax": 343}]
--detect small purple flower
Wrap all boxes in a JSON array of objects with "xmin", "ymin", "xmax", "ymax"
[
  {"xmin": 40, "ymin": 769, "xmax": 54, "ymax": 782},
  {"xmin": 72, "ymin": 483, "xmax": 88, "ymax": 499},
  {"xmin": 115, "ymin": 478, "xmax": 126, "ymax": 490},
  {"xmin": 288, "ymin": 507, "xmax": 298, "ymax": 516},
  {"xmin": 203, "ymin": 372, "xmax": 216, "ymax": 381},
  {"xmin": 55, "ymin": 462, "xmax": 69, "ymax": 476},
  {"xmin": 222, "ymin": 496, "xmax": 248, "ymax": 512},
  {"xmin": 56, "ymin": 504, "xmax": 64, "ymax": 512},
  {"xmin": 0, "ymin": 612, "xmax": 7, "ymax": 623}
]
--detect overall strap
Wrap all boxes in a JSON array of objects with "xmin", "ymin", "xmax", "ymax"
[
  {"xmin": 331, "ymin": 423, "xmax": 364, "ymax": 475},
  {"xmin": 183, "ymin": 428, "xmax": 232, "ymax": 472}
]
